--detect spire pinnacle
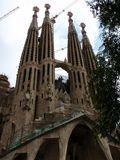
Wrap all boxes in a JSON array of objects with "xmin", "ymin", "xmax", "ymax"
[
  {"xmin": 32, "ymin": 6, "xmax": 39, "ymax": 19},
  {"xmin": 44, "ymin": 4, "xmax": 50, "ymax": 21},
  {"xmin": 67, "ymin": 11, "xmax": 76, "ymax": 32},
  {"xmin": 43, "ymin": 3, "xmax": 51, "ymax": 23},
  {"xmin": 80, "ymin": 22, "xmax": 86, "ymax": 35},
  {"xmin": 80, "ymin": 22, "xmax": 86, "ymax": 30},
  {"xmin": 67, "ymin": 11, "xmax": 73, "ymax": 18},
  {"xmin": 33, "ymin": 6, "xmax": 39, "ymax": 14},
  {"xmin": 80, "ymin": 22, "xmax": 96, "ymax": 75},
  {"xmin": 28, "ymin": 6, "xmax": 39, "ymax": 30},
  {"xmin": 67, "ymin": 11, "xmax": 73, "ymax": 23},
  {"xmin": 45, "ymin": 4, "xmax": 51, "ymax": 11}
]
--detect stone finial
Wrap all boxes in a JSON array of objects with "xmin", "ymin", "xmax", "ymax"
[
  {"xmin": 80, "ymin": 23, "xmax": 86, "ymax": 35},
  {"xmin": 45, "ymin": 4, "xmax": 51, "ymax": 11},
  {"xmin": 80, "ymin": 22, "xmax": 86, "ymax": 31},
  {"xmin": 67, "ymin": 12, "xmax": 73, "ymax": 18},
  {"xmin": 44, "ymin": 4, "xmax": 50, "ymax": 18},
  {"xmin": 33, "ymin": 6, "xmax": 39, "ymax": 14},
  {"xmin": 67, "ymin": 12, "xmax": 73, "ymax": 24}
]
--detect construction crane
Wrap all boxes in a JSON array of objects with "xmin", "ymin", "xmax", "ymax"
[
  {"xmin": 0, "ymin": 6, "xmax": 20, "ymax": 22},
  {"xmin": 55, "ymin": 47, "xmax": 67, "ymax": 53},
  {"xmin": 38, "ymin": 0, "xmax": 79, "ymax": 30},
  {"xmin": 51, "ymin": 0, "xmax": 78, "ymax": 20}
]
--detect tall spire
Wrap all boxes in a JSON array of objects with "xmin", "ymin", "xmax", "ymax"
[
  {"xmin": 36, "ymin": 4, "xmax": 55, "ymax": 116},
  {"xmin": 19, "ymin": 6, "xmax": 39, "ymax": 67},
  {"xmin": 29, "ymin": 6, "xmax": 39, "ymax": 29},
  {"xmin": 68, "ymin": 12, "xmax": 76, "ymax": 33},
  {"xmin": 67, "ymin": 12, "xmax": 88, "ymax": 106},
  {"xmin": 13, "ymin": 7, "xmax": 39, "ymax": 129},
  {"xmin": 80, "ymin": 23, "xmax": 96, "ymax": 76},
  {"xmin": 38, "ymin": 4, "xmax": 54, "ymax": 62},
  {"xmin": 43, "ymin": 4, "xmax": 51, "ymax": 23},
  {"xmin": 67, "ymin": 12, "xmax": 83, "ymax": 67}
]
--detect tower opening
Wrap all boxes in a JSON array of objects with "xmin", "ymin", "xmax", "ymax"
[{"xmin": 55, "ymin": 68, "xmax": 69, "ymax": 94}]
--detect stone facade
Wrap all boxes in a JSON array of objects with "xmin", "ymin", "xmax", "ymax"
[{"xmin": 0, "ymin": 4, "xmax": 119, "ymax": 160}]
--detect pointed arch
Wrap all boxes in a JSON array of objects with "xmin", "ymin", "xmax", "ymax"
[
  {"xmin": 66, "ymin": 124, "xmax": 108, "ymax": 160},
  {"xmin": 35, "ymin": 138, "xmax": 59, "ymax": 160}
]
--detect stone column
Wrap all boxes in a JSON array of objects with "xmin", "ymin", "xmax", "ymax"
[
  {"xmin": 98, "ymin": 136, "xmax": 113, "ymax": 160},
  {"xmin": 59, "ymin": 136, "xmax": 68, "ymax": 160}
]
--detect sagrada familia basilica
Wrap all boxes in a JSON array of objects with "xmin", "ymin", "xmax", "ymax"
[{"xmin": 0, "ymin": 4, "xmax": 120, "ymax": 160}]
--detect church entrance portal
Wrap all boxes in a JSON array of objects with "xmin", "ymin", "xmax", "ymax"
[
  {"xmin": 66, "ymin": 124, "xmax": 107, "ymax": 160},
  {"xmin": 35, "ymin": 138, "xmax": 59, "ymax": 160}
]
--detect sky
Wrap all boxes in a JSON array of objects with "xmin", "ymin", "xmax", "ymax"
[{"xmin": 0, "ymin": 0, "xmax": 101, "ymax": 87}]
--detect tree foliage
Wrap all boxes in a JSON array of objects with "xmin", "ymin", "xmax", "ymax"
[{"xmin": 87, "ymin": 0, "xmax": 120, "ymax": 143}]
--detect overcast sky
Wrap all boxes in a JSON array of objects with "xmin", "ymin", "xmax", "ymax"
[{"xmin": 0, "ymin": 0, "xmax": 101, "ymax": 87}]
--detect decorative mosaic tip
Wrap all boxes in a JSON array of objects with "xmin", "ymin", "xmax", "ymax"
[
  {"xmin": 80, "ymin": 22, "xmax": 86, "ymax": 30},
  {"xmin": 67, "ymin": 12, "xmax": 73, "ymax": 18},
  {"xmin": 45, "ymin": 4, "xmax": 51, "ymax": 10},
  {"xmin": 33, "ymin": 6, "xmax": 39, "ymax": 13}
]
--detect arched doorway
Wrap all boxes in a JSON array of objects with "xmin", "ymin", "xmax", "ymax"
[
  {"xmin": 66, "ymin": 124, "xmax": 107, "ymax": 160},
  {"xmin": 35, "ymin": 138, "xmax": 59, "ymax": 160}
]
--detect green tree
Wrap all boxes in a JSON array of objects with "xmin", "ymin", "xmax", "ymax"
[{"xmin": 87, "ymin": 0, "xmax": 120, "ymax": 143}]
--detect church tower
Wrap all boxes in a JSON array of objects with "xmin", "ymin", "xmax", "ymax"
[
  {"xmin": 0, "ymin": 5, "xmax": 117, "ymax": 160},
  {"xmin": 12, "ymin": 6, "xmax": 39, "ymax": 128},
  {"xmin": 36, "ymin": 4, "xmax": 55, "ymax": 117},
  {"xmin": 80, "ymin": 23, "xmax": 97, "ymax": 98},
  {"xmin": 67, "ymin": 12, "xmax": 88, "ymax": 106},
  {"xmin": 12, "ymin": 4, "xmax": 55, "ymax": 127},
  {"xmin": 80, "ymin": 23, "xmax": 96, "ymax": 76}
]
